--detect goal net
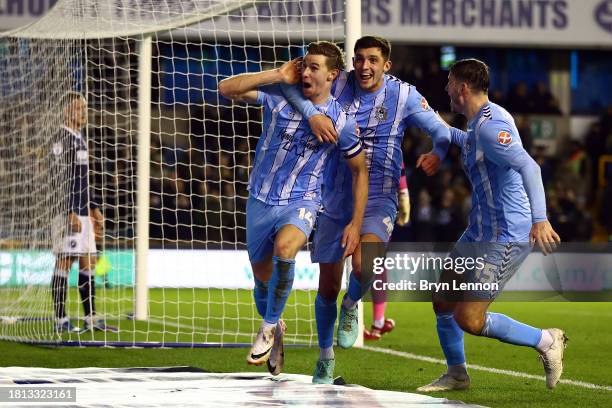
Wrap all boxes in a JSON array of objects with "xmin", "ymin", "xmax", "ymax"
[{"xmin": 0, "ymin": 0, "xmax": 344, "ymax": 347}]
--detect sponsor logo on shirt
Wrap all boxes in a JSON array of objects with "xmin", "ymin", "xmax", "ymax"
[
  {"xmin": 497, "ymin": 131, "xmax": 512, "ymax": 145},
  {"xmin": 420, "ymin": 97, "xmax": 430, "ymax": 111}
]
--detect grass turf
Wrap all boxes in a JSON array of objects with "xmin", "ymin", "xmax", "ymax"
[{"xmin": 0, "ymin": 288, "xmax": 610, "ymax": 407}]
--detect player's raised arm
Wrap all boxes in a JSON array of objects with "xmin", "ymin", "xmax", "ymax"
[
  {"xmin": 218, "ymin": 58, "xmax": 300, "ymax": 103},
  {"xmin": 480, "ymin": 121, "xmax": 560, "ymax": 254},
  {"xmin": 337, "ymin": 116, "xmax": 368, "ymax": 257}
]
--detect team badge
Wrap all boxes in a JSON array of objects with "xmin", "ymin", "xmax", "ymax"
[
  {"xmin": 374, "ymin": 106, "xmax": 387, "ymax": 120},
  {"xmin": 497, "ymin": 130, "xmax": 512, "ymax": 145},
  {"xmin": 420, "ymin": 97, "xmax": 430, "ymax": 111},
  {"xmin": 52, "ymin": 142, "xmax": 63, "ymax": 156}
]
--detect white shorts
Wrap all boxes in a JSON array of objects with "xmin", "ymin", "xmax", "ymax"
[{"xmin": 52, "ymin": 215, "xmax": 97, "ymax": 255}]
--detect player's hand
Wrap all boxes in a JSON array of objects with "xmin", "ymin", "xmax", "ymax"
[
  {"xmin": 396, "ymin": 194, "xmax": 410, "ymax": 226},
  {"xmin": 341, "ymin": 221, "xmax": 361, "ymax": 258},
  {"xmin": 416, "ymin": 152, "xmax": 441, "ymax": 176},
  {"xmin": 69, "ymin": 212, "xmax": 82, "ymax": 234},
  {"xmin": 308, "ymin": 114, "xmax": 338, "ymax": 144},
  {"xmin": 278, "ymin": 57, "xmax": 301, "ymax": 85},
  {"xmin": 529, "ymin": 220, "xmax": 561, "ymax": 255}
]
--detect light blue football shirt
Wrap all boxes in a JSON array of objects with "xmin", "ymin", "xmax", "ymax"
[
  {"xmin": 249, "ymin": 84, "xmax": 361, "ymax": 206},
  {"xmin": 450, "ymin": 102, "xmax": 547, "ymax": 242}
]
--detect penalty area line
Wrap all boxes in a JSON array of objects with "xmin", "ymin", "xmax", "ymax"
[{"xmin": 362, "ymin": 345, "xmax": 612, "ymax": 392}]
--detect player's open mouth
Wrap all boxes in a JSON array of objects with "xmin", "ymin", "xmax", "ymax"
[
  {"xmin": 359, "ymin": 73, "xmax": 372, "ymax": 80},
  {"xmin": 302, "ymin": 83, "xmax": 312, "ymax": 89}
]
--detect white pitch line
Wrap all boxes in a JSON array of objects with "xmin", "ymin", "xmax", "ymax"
[
  {"xmin": 136, "ymin": 317, "xmax": 612, "ymax": 392},
  {"xmin": 362, "ymin": 345, "xmax": 612, "ymax": 392}
]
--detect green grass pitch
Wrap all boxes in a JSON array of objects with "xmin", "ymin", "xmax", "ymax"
[{"xmin": 0, "ymin": 288, "xmax": 610, "ymax": 407}]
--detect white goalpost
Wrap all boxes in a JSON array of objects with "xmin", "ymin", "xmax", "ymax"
[{"xmin": 0, "ymin": 0, "xmax": 362, "ymax": 348}]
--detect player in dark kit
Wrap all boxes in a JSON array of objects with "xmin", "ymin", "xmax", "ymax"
[{"xmin": 50, "ymin": 92, "xmax": 117, "ymax": 333}]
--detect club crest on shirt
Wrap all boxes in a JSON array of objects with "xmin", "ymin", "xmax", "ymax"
[
  {"xmin": 52, "ymin": 142, "xmax": 63, "ymax": 156},
  {"xmin": 374, "ymin": 105, "xmax": 388, "ymax": 121},
  {"xmin": 497, "ymin": 130, "xmax": 512, "ymax": 145},
  {"xmin": 420, "ymin": 97, "xmax": 430, "ymax": 111}
]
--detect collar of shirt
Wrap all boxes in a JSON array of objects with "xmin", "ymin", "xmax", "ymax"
[
  {"xmin": 313, "ymin": 95, "xmax": 334, "ymax": 112},
  {"xmin": 468, "ymin": 102, "xmax": 491, "ymax": 129}
]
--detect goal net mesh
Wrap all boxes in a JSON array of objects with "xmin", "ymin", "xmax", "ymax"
[{"xmin": 0, "ymin": 0, "xmax": 344, "ymax": 346}]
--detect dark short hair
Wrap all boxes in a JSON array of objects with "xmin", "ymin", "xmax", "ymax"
[
  {"xmin": 60, "ymin": 91, "xmax": 86, "ymax": 108},
  {"xmin": 306, "ymin": 41, "xmax": 345, "ymax": 71},
  {"xmin": 354, "ymin": 36, "xmax": 391, "ymax": 61},
  {"xmin": 449, "ymin": 59, "xmax": 489, "ymax": 93}
]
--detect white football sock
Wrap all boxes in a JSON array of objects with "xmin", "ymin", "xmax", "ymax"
[
  {"xmin": 536, "ymin": 329, "xmax": 554, "ymax": 353},
  {"xmin": 373, "ymin": 318, "xmax": 385, "ymax": 329}
]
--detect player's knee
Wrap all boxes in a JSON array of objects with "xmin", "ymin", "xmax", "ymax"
[
  {"xmin": 274, "ymin": 239, "xmax": 299, "ymax": 259},
  {"xmin": 318, "ymin": 286, "xmax": 339, "ymax": 302},
  {"xmin": 318, "ymin": 278, "xmax": 341, "ymax": 301},
  {"xmin": 251, "ymin": 260, "xmax": 272, "ymax": 282},
  {"xmin": 454, "ymin": 310, "xmax": 485, "ymax": 335}
]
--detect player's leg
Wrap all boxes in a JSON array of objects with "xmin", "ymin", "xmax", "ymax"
[
  {"xmin": 255, "ymin": 224, "xmax": 306, "ymax": 368},
  {"xmin": 263, "ymin": 203, "xmax": 316, "ymax": 372},
  {"xmin": 78, "ymin": 253, "xmax": 117, "ymax": 332},
  {"xmin": 453, "ymin": 299, "xmax": 566, "ymax": 388},
  {"xmin": 245, "ymin": 197, "xmax": 277, "ymax": 365},
  {"xmin": 418, "ymin": 247, "xmax": 470, "ymax": 393},
  {"xmin": 52, "ymin": 254, "xmax": 79, "ymax": 332},
  {"xmin": 337, "ymin": 232, "xmax": 384, "ymax": 348},
  {"xmin": 265, "ymin": 224, "xmax": 307, "ymax": 323},
  {"xmin": 248, "ymin": 256, "xmax": 275, "ymax": 366},
  {"xmin": 312, "ymin": 261, "xmax": 343, "ymax": 383},
  {"xmin": 252, "ymin": 256, "xmax": 272, "ymax": 318},
  {"xmin": 339, "ymin": 205, "xmax": 397, "ymax": 347},
  {"xmin": 51, "ymin": 214, "xmax": 82, "ymax": 333},
  {"xmin": 452, "ymin": 243, "xmax": 566, "ymax": 388},
  {"xmin": 417, "ymin": 280, "xmax": 470, "ymax": 392},
  {"xmin": 364, "ymin": 268, "xmax": 395, "ymax": 340},
  {"xmin": 310, "ymin": 214, "xmax": 346, "ymax": 383},
  {"xmin": 78, "ymin": 253, "xmax": 96, "ymax": 323},
  {"xmin": 74, "ymin": 215, "xmax": 117, "ymax": 333}
]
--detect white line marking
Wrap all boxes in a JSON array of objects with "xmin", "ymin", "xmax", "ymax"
[
  {"xmin": 363, "ymin": 345, "xmax": 612, "ymax": 392},
  {"xmin": 138, "ymin": 317, "xmax": 612, "ymax": 391}
]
